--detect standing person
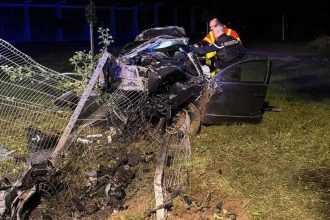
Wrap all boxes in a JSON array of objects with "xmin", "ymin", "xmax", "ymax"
[{"xmin": 182, "ymin": 22, "xmax": 245, "ymax": 69}]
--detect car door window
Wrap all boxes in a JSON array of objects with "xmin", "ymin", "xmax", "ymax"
[{"xmin": 220, "ymin": 60, "xmax": 270, "ymax": 84}]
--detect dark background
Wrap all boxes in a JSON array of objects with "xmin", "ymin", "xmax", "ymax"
[{"xmin": 0, "ymin": 0, "xmax": 329, "ymax": 43}]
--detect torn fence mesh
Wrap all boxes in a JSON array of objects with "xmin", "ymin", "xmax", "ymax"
[
  {"xmin": 0, "ymin": 39, "xmax": 193, "ymax": 219},
  {"xmin": 0, "ymin": 39, "xmax": 77, "ymax": 157}
]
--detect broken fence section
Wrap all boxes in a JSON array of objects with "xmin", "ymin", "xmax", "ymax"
[{"xmin": 0, "ymin": 39, "xmax": 193, "ymax": 219}]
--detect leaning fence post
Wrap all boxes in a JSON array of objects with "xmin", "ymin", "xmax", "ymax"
[
  {"xmin": 154, "ymin": 136, "xmax": 170, "ymax": 220},
  {"xmin": 50, "ymin": 52, "xmax": 109, "ymax": 166}
]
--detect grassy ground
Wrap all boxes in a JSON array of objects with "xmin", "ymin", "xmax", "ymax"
[
  {"xmin": 117, "ymin": 58, "xmax": 330, "ymax": 220},
  {"xmin": 187, "ymin": 59, "xmax": 330, "ymax": 220},
  {"xmin": 104, "ymin": 55, "xmax": 330, "ymax": 220},
  {"xmin": 1, "ymin": 42, "xmax": 329, "ymax": 219}
]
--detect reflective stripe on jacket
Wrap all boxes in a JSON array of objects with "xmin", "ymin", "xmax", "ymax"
[
  {"xmin": 192, "ymin": 34, "xmax": 245, "ymax": 68},
  {"xmin": 203, "ymin": 26, "xmax": 241, "ymax": 59},
  {"xmin": 203, "ymin": 32, "xmax": 217, "ymax": 58},
  {"xmin": 225, "ymin": 27, "xmax": 241, "ymax": 43}
]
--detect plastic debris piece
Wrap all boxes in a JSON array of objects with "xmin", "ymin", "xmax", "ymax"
[{"xmin": 0, "ymin": 145, "xmax": 15, "ymax": 161}]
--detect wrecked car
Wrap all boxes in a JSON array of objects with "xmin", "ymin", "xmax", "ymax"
[{"xmin": 106, "ymin": 26, "xmax": 272, "ymax": 125}]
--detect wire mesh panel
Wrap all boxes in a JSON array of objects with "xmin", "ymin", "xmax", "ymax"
[
  {"xmin": 41, "ymin": 88, "xmax": 155, "ymax": 218},
  {"xmin": 0, "ymin": 38, "xmax": 194, "ymax": 219},
  {"xmin": 164, "ymin": 111, "xmax": 192, "ymax": 192},
  {"xmin": 0, "ymin": 39, "xmax": 79, "ymax": 177}
]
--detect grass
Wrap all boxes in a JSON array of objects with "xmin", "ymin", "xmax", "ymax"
[
  {"xmin": 1, "ymin": 43, "xmax": 329, "ymax": 219},
  {"xmin": 0, "ymin": 78, "xmax": 73, "ymax": 180},
  {"xmin": 0, "ymin": 104, "xmax": 71, "ymax": 178},
  {"xmin": 191, "ymin": 100, "xmax": 329, "ymax": 219},
  {"xmin": 110, "ymin": 58, "xmax": 329, "ymax": 220},
  {"xmin": 188, "ymin": 60, "xmax": 330, "ymax": 220}
]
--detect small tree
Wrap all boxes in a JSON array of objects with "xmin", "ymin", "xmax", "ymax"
[
  {"xmin": 62, "ymin": 27, "xmax": 114, "ymax": 93},
  {"xmin": 98, "ymin": 27, "xmax": 114, "ymax": 53},
  {"xmin": 86, "ymin": 0, "xmax": 97, "ymax": 57}
]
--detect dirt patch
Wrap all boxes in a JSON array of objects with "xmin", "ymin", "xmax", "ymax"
[
  {"xmin": 223, "ymin": 199, "xmax": 249, "ymax": 220},
  {"xmin": 169, "ymin": 210, "xmax": 213, "ymax": 220}
]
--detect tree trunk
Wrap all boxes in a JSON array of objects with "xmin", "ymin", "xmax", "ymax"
[{"xmin": 90, "ymin": 23, "xmax": 94, "ymax": 57}]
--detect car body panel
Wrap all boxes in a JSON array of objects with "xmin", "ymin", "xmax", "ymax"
[{"xmin": 203, "ymin": 59, "xmax": 272, "ymax": 124}]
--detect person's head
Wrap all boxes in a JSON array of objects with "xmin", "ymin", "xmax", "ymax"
[
  {"xmin": 209, "ymin": 18, "xmax": 220, "ymax": 31},
  {"xmin": 212, "ymin": 22, "xmax": 225, "ymax": 38}
]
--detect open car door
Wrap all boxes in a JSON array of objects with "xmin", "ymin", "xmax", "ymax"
[{"xmin": 202, "ymin": 59, "xmax": 272, "ymax": 124}]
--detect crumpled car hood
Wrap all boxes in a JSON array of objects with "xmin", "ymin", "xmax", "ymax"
[{"xmin": 119, "ymin": 36, "xmax": 189, "ymax": 63}]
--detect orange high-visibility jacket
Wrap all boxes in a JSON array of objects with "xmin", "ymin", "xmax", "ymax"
[
  {"xmin": 203, "ymin": 26, "xmax": 241, "ymax": 44},
  {"xmin": 203, "ymin": 26, "xmax": 241, "ymax": 59}
]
